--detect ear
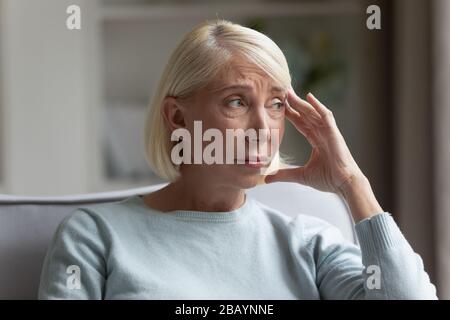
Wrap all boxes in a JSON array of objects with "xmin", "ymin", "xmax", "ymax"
[{"xmin": 161, "ymin": 96, "xmax": 186, "ymax": 133}]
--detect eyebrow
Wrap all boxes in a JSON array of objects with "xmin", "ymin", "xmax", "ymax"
[{"xmin": 212, "ymin": 84, "xmax": 286, "ymax": 94}]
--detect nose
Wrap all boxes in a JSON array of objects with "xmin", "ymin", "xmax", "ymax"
[
  {"xmin": 244, "ymin": 105, "xmax": 273, "ymax": 148},
  {"xmin": 247, "ymin": 104, "xmax": 271, "ymax": 139}
]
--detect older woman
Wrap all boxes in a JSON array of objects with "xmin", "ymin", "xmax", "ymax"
[{"xmin": 38, "ymin": 19, "xmax": 437, "ymax": 299}]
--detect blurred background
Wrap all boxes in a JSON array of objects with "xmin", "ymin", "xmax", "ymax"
[{"xmin": 0, "ymin": 0, "xmax": 449, "ymax": 298}]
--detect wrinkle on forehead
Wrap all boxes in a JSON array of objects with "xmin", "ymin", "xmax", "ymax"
[{"xmin": 206, "ymin": 56, "xmax": 283, "ymax": 93}]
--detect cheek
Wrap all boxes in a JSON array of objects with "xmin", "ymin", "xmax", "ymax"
[
  {"xmin": 203, "ymin": 114, "xmax": 242, "ymax": 133},
  {"xmin": 278, "ymin": 120, "xmax": 285, "ymax": 143},
  {"xmin": 191, "ymin": 103, "xmax": 231, "ymax": 129},
  {"xmin": 267, "ymin": 118, "xmax": 285, "ymax": 146},
  {"xmin": 181, "ymin": 106, "xmax": 218, "ymax": 135}
]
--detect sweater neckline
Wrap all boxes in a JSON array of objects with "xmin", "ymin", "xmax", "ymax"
[{"xmin": 128, "ymin": 193, "xmax": 254, "ymax": 222}]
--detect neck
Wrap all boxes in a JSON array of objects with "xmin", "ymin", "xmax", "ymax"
[{"xmin": 148, "ymin": 166, "xmax": 246, "ymax": 212}]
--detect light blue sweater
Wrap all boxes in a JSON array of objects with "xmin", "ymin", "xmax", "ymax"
[{"xmin": 38, "ymin": 194, "xmax": 437, "ymax": 299}]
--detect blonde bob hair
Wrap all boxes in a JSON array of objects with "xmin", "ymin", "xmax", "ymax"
[{"xmin": 144, "ymin": 19, "xmax": 292, "ymax": 182}]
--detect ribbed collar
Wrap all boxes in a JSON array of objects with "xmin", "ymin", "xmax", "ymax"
[{"xmin": 128, "ymin": 193, "xmax": 254, "ymax": 223}]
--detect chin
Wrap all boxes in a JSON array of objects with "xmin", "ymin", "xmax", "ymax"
[
  {"xmin": 230, "ymin": 172, "xmax": 266, "ymax": 189},
  {"xmin": 212, "ymin": 165, "xmax": 269, "ymax": 189}
]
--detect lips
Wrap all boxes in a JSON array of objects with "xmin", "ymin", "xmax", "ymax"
[{"xmin": 234, "ymin": 155, "xmax": 271, "ymax": 166}]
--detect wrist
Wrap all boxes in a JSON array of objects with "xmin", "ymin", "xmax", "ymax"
[
  {"xmin": 338, "ymin": 172, "xmax": 369, "ymax": 200},
  {"xmin": 338, "ymin": 173, "xmax": 384, "ymax": 223}
]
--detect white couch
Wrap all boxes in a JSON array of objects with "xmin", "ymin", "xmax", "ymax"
[{"xmin": 0, "ymin": 182, "xmax": 356, "ymax": 299}]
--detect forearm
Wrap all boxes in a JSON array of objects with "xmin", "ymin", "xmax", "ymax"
[
  {"xmin": 338, "ymin": 174, "xmax": 384, "ymax": 223},
  {"xmin": 334, "ymin": 175, "xmax": 437, "ymax": 299},
  {"xmin": 354, "ymin": 213, "xmax": 438, "ymax": 299}
]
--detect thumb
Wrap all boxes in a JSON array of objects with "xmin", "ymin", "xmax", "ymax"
[{"xmin": 264, "ymin": 166, "xmax": 306, "ymax": 184}]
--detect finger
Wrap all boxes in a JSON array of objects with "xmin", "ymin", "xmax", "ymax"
[
  {"xmin": 306, "ymin": 93, "xmax": 335, "ymax": 124},
  {"xmin": 285, "ymin": 104, "xmax": 311, "ymax": 133},
  {"xmin": 286, "ymin": 115, "xmax": 318, "ymax": 148},
  {"xmin": 285, "ymin": 100, "xmax": 307, "ymax": 123},
  {"xmin": 264, "ymin": 166, "xmax": 306, "ymax": 184},
  {"xmin": 285, "ymin": 105, "xmax": 318, "ymax": 147},
  {"xmin": 286, "ymin": 99, "xmax": 320, "ymax": 130},
  {"xmin": 288, "ymin": 92, "xmax": 322, "ymax": 123},
  {"xmin": 287, "ymin": 89, "xmax": 322, "ymax": 123}
]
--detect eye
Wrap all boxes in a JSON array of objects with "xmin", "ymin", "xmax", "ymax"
[
  {"xmin": 227, "ymin": 98, "xmax": 245, "ymax": 108},
  {"xmin": 271, "ymin": 99, "xmax": 285, "ymax": 110}
]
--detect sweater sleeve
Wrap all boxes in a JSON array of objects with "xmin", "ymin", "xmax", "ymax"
[
  {"xmin": 38, "ymin": 209, "xmax": 107, "ymax": 299},
  {"xmin": 302, "ymin": 212, "xmax": 438, "ymax": 299}
]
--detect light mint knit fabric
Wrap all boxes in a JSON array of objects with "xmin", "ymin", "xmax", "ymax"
[{"xmin": 38, "ymin": 194, "xmax": 437, "ymax": 299}]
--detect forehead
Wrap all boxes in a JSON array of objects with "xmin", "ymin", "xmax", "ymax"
[{"xmin": 206, "ymin": 57, "xmax": 285, "ymax": 93}]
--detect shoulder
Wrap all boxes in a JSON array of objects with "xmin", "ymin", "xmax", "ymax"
[
  {"xmin": 76, "ymin": 196, "xmax": 136, "ymax": 217},
  {"xmin": 54, "ymin": 196, "xmax": 140, "ymax": 241},
  {"xmin": 250, "ymin": 197, "xmax": 339, "ymax": 241},
  {"xmin": 250, "ymin": 198, "xmax": 353, "ymax": 261},
  {"xmin": 52, "ymin": 208, "xmax": 107, "ymax": 249},
  {"xmin": 292, "ymin": 213, "xmax": 344, "ymax": 243},
  {"xmin": 71, "ymin": 196, "xmax": 142, "ymax": 226},
  {"xmin": 249, "ymin": 197, "xmax": 294, "ymax": 226}
]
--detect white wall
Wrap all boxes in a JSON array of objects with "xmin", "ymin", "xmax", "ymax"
[{"xmin": 0, "ymin": 0, "xmax": 98, "ymax": 195}]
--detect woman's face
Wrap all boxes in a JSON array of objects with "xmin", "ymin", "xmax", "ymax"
[{"xmin": 179, "ymin": 55, "xmax": 287, "ymax": 189}]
